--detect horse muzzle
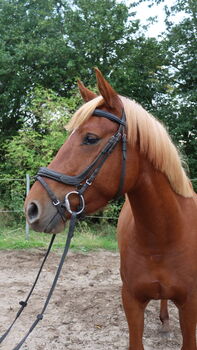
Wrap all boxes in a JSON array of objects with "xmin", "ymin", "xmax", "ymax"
[{"xmin": 25, "ymin": 200, "xmax": 66, "ymax": 234}]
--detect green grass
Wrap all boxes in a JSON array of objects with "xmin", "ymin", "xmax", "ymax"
[{"xmin": 0, "ymin": 221, "xmax": 118, "ymax": 251}]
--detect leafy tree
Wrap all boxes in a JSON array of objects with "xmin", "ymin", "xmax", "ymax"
[
  {"xmin": 0, "ymin": 0, "xmax": 71, "ymax": 138},
  {"xmin": 110, "ymin": 36, "xmax": 169, "ymax": 110},
  {"xmin": 0, "ymin": 0, "xmax": 169, "ymax": 135},
  {"xmin": 63, "ymin": 0, "xmax": 169, "ymax": 109},
  {"xmin": 0, "ymin": 0, "xmax": 139, "ymax": 136},
  {"xmin": 133, "ymin": 0, "xmax": 196, "ymax": 182},
  {"xmin": 0, "ymin": 86, "xmax": 81, "ymax": 215},
  {"xmin": 160, "ymin": 0, "xmax": 196, "ymax": 180}
]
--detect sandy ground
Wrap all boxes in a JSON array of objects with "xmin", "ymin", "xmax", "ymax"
[{"xmin": 0, "ymin": 249, "xmax": 184, "ymax": 350}]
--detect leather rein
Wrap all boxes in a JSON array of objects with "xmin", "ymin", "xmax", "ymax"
[{"xmin": 0, "ymin": 108, "xmax": 127, "ymax": 349}]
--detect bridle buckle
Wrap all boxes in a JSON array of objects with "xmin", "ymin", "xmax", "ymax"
[
  {"xmin": 86, "ymin": 179, "xmax": 92, "ymax": 186},
  {"xmin": 53, "ymin": 199, "xmax": 60, "ymax": 206}
]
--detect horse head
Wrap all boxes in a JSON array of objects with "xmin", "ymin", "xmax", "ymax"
[{"xmin": 25, "ymin": 69, "xmax": 139, "ymax": 233}]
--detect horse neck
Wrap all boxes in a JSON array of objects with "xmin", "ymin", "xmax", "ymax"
[{"xmin": 127, "ymin": 156, "xmax": 186, "ymax": 252}]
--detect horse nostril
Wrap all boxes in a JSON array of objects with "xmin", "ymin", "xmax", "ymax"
[{"xmin": 27, "ymin": 202, "xmax": 40, "ymax": 223}]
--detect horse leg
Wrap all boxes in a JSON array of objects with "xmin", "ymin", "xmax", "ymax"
[
  {"xmin": 178, "ymin": 297, "xmax": 197, "ymax": 350},
  {"xmin": 122, "ymin": 284, "xmax": 148, "ymax": 350},
  {"xmin": 159, "ymin": 299, "xmax": 170, "ymax": 333}
]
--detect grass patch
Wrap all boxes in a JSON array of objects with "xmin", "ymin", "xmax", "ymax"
[{"xmin": 0, "ymin": 221, "xmax": 118, "ymax": 251}]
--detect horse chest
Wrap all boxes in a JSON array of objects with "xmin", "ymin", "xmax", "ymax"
[{"xmin": 121, "ymin": 253, "xmax": 189, "ymax": 303}]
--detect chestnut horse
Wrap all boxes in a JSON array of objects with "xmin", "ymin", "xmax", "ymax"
[{"xmin": 25, "ymin": 69, "xmax": 197, "ymax": 350}]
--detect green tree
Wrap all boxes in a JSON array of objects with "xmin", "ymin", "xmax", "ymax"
[
  {"xmin": 0, "ymin": 86, "xmax": 81, "ymax": 215},
  {"xmin": 161, "ymin": 0, "xmax": 196, "ymax": 179},
  {"xmin": 0, "ymin": 0, "xmax": 168, "ymax": 136},
  {"xmin": 0, "ymin": 0, "xmax": 139, "ymax": 136},
  {"xmin": 110, "ymin": 36, "xmax": 169, "ymax": 109},
  {"xmin": 134, "ymin": 0, "xmax": 196, "ymax": 181},
  {"xmin": 63, "ymin": 0, "xmax": 169, "ymax": 109},
  {"xmin": 0, "ymin": 0, "xmax": 72, "ymax": 138}
]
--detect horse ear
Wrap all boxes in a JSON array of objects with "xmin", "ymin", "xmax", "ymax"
[
  {"xmin": 94, "ymin": 67, "xmax": 119, "ymax": 108},
  {"xmin": 77, "ymin": 80, "xmax": 97, "ymax": 102}
]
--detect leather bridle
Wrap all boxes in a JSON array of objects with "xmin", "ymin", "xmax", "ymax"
[
  {"xmin": 36, "ymin": 108, "xmax": 127, "ymax": 221},
  {"xmin": 0, "ymin": 108, "xmax": 127, "ymax": 349}
]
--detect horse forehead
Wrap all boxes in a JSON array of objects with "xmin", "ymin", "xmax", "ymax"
[{"xmin": 79, "ymin": 116, "xmax": 118, "ymax": 134}]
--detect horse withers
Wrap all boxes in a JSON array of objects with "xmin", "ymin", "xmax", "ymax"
[{"xmin": 25, "ymin": 69, "xmax": 197, "ymax": 350}]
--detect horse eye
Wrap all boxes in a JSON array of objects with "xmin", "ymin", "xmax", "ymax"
[{"xmin": 82, "ymin": 133, "xmax": 100, "ymax": 145}]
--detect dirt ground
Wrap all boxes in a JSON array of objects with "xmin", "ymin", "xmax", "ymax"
[{"xmin": 0, "ymin": 249, "xmax": 184, "ymax": 350}]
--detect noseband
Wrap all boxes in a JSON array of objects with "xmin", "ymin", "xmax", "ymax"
[{"xmin": 36, "ymin": 108, "xmax": 127, "ymax": 221}]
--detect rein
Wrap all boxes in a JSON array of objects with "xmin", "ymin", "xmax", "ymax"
[{"xmin": 0, "ymin": 108, "xmax": 127, "ymax": 349}]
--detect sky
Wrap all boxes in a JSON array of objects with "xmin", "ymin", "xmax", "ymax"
[
  {"xmin": 132, "ymin": 0, "xmax": 185, "ymax": 37},
  {"xmin": 135, "ymin": 1, "xmax": 166, "ymax": 37}
]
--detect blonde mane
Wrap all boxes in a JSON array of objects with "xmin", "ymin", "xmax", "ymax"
[{"xmin": 67, "ymin": 95, "xmax": 193, "ymax": 198}]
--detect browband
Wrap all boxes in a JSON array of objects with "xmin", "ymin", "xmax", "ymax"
[{"xmin": 94, "ymin": 109, "xmax": 126, "ymax": 126}]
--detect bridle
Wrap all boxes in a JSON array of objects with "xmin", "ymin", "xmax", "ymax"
[
  {"xmin": 36, "ymin": 108, "xmax": 127, "ymax": 221},
  {"xmin": 0, "ymin": 108, "xmax": 127, "ymax": 350}
]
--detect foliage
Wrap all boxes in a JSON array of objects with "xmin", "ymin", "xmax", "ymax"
[
  {"xmin": 134, "ymin": 0, "xmax": 197, "ymax": 182},
  {"xmin": 157, "ymin": 0, "xmax": 197, "ymax": 180},
  {"xmin": 0, "ymin": 0, "xmax": 68, "ymax": 135},
  {"xmin": 110, "ymin": 37, "xmax": 169, "ymax": 110},
  {"xmin": 0, "ymin": 86, "xmax": 81, "ymax": 216},
  {"xmin": 0, "ymin": 0, "xmax": 142, "ymax": 136}
]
